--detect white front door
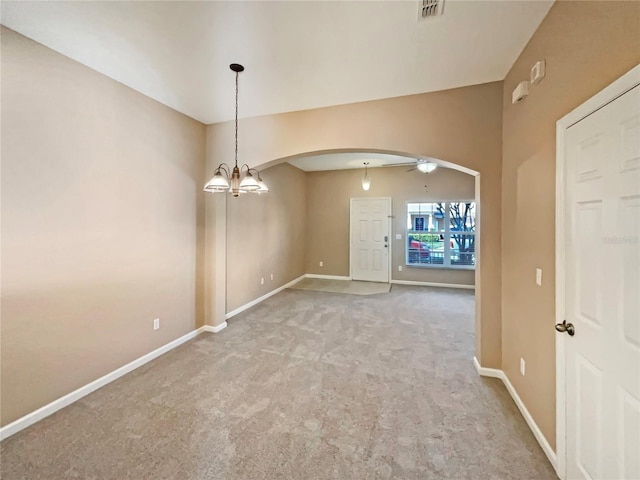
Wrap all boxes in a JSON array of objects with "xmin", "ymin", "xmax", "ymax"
[
  {"xmin": 563, "ymin": 84, "xmax": 640, "ymax": 479},
  {"xmin": 350, "ymin": 198, "xmax": 391, "ymax": 282}
]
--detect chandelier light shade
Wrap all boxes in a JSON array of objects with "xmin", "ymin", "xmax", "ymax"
[
  {"xmin": 239, "ymin": 170, "xmax": 260, "ymax": 191},
  {"xmin": 203, "ymin": 63, "xmax": 268, "ymax": 197},
  {"xmin": 417, "ymin": 160, "xmax": 438, "ymax": 174},
  {"xmin": 362, "ymin": 162, "xmax": 371, "ymax": 191}
]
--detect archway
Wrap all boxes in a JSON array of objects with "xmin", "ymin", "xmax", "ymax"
[
  {"xmin": 206, "ymin": 147, "xmax": 487, "ymax": 368},
  {"xmin": 204, "ymin": 81, "xmax": 502, "ymax": 368}
]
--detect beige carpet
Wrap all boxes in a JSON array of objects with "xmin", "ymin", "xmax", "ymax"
[
  {"xmin": 289, "ymin": 277, "xmax": 391, "ymax": 295},
  {"xmin": 0, "ymin": 286, "xmax": 556, "ymax": 479}
]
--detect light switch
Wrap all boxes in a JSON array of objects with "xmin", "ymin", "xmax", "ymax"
[
  {"xmin": 530, "ymin": 60, "xmax": 546, "ymax": 85},
  {"xmin": 395, "ymin": 234, "xmax": 402, "ymax": 240},
  {"xmin": 536, "ymin": 268, "xmax": 542, "ymax": 286}
]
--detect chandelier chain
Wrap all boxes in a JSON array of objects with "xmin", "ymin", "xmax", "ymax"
[{"xmin": 234, "ymin": 71, "xmax": 239, "ymax": 167}]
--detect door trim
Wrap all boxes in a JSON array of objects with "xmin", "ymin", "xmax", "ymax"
[
  {"xmin": 349, "ymin": 197, "xmax": 392, "ymax": 283},
  {"xmin": 555, "ymin": 63, "xmax": 640, "ymax": 480}
]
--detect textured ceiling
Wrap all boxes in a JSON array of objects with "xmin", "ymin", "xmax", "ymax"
[{"xmin": 1, "ymin": 1, "xmax": 553, "ymax": 124}]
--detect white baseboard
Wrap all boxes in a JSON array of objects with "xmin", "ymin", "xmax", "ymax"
[
  {"xmin": 391, "ymin": 279, "xmax": 475, "ymax": 290},
  {"xmin": 501, "ymin": 372, "xmax": 558, "ymax": 475},
  {"xmin": 304, "ymin": 274, "xmax": 352, "ymax": 281},
  {"xmin": 472, "ymin": 355, "xmax": 503, "ymax": 378},
  {"xmin": 473, "ymin": 356, "xmax": 558, "ymax": 475},
  {"xmin": 225, "ymin": 274, "xmax": 305, "ymax": 320},
  {"xmin": 203, "ymin": 322, "xmax": 227, "ymax": 333},
  {"xmin": 0, "ymin": 326, "xmax": 209, "ymax": 441}
]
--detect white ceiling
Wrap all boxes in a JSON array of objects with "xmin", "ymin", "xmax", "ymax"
[
  {"xmin": 1, "ymin": 1, "xmax": 553, "ymax": 125},
  {"xmin": 288, "ymin": 152, "xmax": 430, "ymax": 172}
]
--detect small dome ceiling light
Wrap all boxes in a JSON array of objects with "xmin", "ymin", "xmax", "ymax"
[
  {"xmin": 416, "ymin": 160, "xmax": 438, "ymax": 174},
  {"xmin": 362, "ymin": 162, "xmax": 371, "ymax": 191}
]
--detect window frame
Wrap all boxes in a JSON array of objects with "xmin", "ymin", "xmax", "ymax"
[{"xmin": 405, "ymin": 200, "xmax": 476, "ymax": 270}]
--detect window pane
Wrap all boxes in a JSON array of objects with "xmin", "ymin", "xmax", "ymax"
[
  {"xmin": 407, "ymin": 202, "xmax": 445, "ymax": 233},
  {"xmin": 407, "ymin": 233, "xmax": 443, "ymax": 265},
  {"xmin": 450, "ymin": 234, "xmax": 475, "ymax": 266},
  {"xmin": 449, "ymin": 202, "xmax": 476, "ymax": 232}
]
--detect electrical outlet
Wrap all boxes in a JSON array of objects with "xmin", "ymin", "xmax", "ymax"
[
  {"xmin": 153, "ymin": 318, "xmax": 160, "ymax": 330},
  {"xmin": 520, "ymin": 358, "xmax": 526, "ymax": 376},
  {"xmin": 536, "ymin": 268, "xmax": 542, "ymax": 286},
  {"xmin": 261, "ymin": 277, "xmax": 264, "ymax": 285},
  {"xmin": 270, "ymin": 273, "xmax": 274, "ymax": 281},
  {"xmin": 319, "ymin": 261, "xmax": 323, "ymax": 267},
  {"xmin": 398, "ymin": 265, "xmax": 403, "ymax": 272}
]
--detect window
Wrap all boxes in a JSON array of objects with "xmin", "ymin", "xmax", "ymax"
[{"xmin": 406, "ymin": 201, "xmax": 476, "ymax": 269}]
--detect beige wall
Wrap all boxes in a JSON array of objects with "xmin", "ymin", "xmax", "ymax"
[
  {"xmin": 0, "ymin": 28, "xmax": 206, "ymax": 426},
  {"xmin": 10, "ymin": 1, "xmax": 633, "ymax": 443},
  {"xmin": 501, "ymin": 1, "xmax": 640, "ymax": 449},
  {"xmin": 206, "ymin": 81, "xmax": 503, "ymax": 368},
  {"xmin": 226, "ymin": 163, "xmax": 307, "ymax": 312},
  {"xmin": 305, "ymin": 166, "xmax": 475, "ymax": 286}
]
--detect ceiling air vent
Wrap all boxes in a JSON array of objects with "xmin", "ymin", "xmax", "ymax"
[{"xmin": 419, "ymin": 0, "xmax": 444, "ymax": 19}]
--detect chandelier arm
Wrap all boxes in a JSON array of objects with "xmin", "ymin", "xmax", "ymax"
[{"xmin": 217, "ymin": 163, "xmax": 231, "ymax": 177}]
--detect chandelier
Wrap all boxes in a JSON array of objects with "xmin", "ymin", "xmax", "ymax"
[{"xmin": 204, "ymin": 64, "xmax": 268, "ymax": 197}]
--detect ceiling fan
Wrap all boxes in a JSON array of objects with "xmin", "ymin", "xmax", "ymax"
[{"xmin": 381, "ymin": 159, "xmax": 439, "ymax": 173}]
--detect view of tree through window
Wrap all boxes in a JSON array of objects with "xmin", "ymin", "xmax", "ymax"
[{"xmin": 406, "ymin": 201, "xmax": 476, "ymax": 268}]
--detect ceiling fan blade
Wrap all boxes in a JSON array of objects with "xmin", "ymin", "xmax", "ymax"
[
  {"xmin": 406, "ymin": 167, "xmax": 417, "ymax": 172},
  {"xmin": 381, "ymin": 162, "xmax": 417, "ymax": 167}
]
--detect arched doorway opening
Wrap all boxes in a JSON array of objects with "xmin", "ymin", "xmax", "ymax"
[
  {"xmin": 206, "ymin": 148, "xmax": 483, "ymax": 364},
  {"xmin": 203, "ymin": 82, "xmax": 502, "ymax": 369}
]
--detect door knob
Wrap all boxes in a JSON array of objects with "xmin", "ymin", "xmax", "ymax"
[{"xmin": 555, "ymin": 320, "xmax": 575, "ymax": 336}]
